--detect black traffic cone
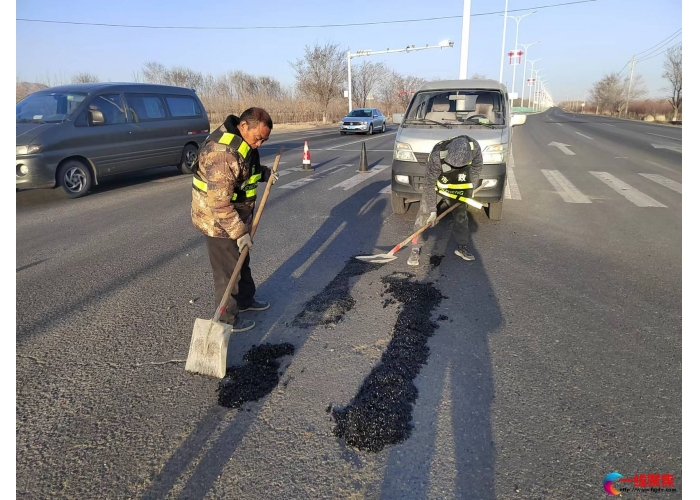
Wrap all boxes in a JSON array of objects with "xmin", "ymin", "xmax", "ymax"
[{"xmin": 357, "ymin": 142, "xmax": 369, "ymax": 173}]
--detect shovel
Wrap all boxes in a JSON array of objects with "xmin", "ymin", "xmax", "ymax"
[
  {"xmin": 185, "ymin": 148, "xmax": 283, "ymax": 378},
  {"xmin": 356, "ymin": 184, "xmax": 485, "ymax": 264}
]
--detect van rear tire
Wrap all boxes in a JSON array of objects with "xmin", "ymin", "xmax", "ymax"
[
  {"xmin": 391, "ymin": 193, "xmax": 408, "ymax": 214},
  {"xmin": 58, "ymin": 160, "xmax": 93, "ymax": 198},
  {"xmin": 179, "ymin": 144, "xmax": 199, "ymax": 175},
  {"xmin": 486, "ymin": 199, "xmax": 503, "ymax": 221}
]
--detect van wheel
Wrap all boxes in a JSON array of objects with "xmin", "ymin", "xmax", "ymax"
[
  {"xmin": 58, "ymin": 160, "xmax": 93, "ymax": 198},
  {"xmin": 179, "ymin": 144, "xmax": 199, "ymax": 174},
  {"xmin": 486, "ymin": 199, "xmax": 503, "ymax": 221},
  {"xmin": 391, "ymin": 193, "xmax": 408, "ymax": 214}
]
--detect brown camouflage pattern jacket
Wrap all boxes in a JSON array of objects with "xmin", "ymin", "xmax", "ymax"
[{"xmin": 190, "ymin": 122, "xmax": 256, "ymax": 240}]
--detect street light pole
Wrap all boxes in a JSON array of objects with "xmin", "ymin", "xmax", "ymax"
[
  {"xmin": 346, "ymin": 41, "xmax": 454, "ymax": 112},
  {"xmin": 538, "ymin": 79, "xmax": 549, "ymax": 110},
  {"xmin": 459, "ymin": 0, "xmax": 472, "ymax": 79},
  {"xmin": 531, "ymin": 67, "xmax": 544, "ymax": 109},
  {"xmin": 535, "ymin": 76, "xmax": 547, "ymax": 110},
  {"xmin": 502, "ymin": 11, "xmax": 536, "ymax": 93},
  {"xmin": 498, "ymin": 0, "xmax": 509, "ymax": 84},
  {"xmin": 519, "ymin": 41, "xmax": 540, "ymax": 106},
  {"xmin": 527, "ymin": 59, "xmax": 541, "ymax": 108}
]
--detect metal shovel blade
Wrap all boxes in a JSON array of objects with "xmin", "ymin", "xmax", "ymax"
[{"xmin": 354, "ymin": 253, "xmax": 397, "ymax": 264}]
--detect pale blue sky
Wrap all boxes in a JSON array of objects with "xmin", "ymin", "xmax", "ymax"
[{"xmin": 16, "ymin": 0, "xmax": 682, "ymax": 101}]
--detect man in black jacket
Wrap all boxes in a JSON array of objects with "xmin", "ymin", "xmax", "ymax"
[{"xmin": 407, "ymin": 135, "xmax": 483, "ymax": 266}]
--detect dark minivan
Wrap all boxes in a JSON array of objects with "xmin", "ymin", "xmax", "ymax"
[{"xmin": 16, "ymin": 82, "xmax": 210, "ymax": 198}]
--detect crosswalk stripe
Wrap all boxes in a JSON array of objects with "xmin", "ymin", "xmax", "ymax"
[
  {"xmin": 278, "ymin": 165, "xmax": 347, "ymax": 189},
  {"xmin": 541, "ymin": 170, "xmax": 591, "ymax": 203},
  {"xmin": 590, "ymin": 171, "xmax": 667, "ymax": 207},
  {"xmin": 380, "ymin": 184, "xmax": 392, "ymax": 194},
  {"xmin": 639, "ymin": 173, "xmax": 682, "ymax": 194},
  {"xmin": 328, "ymin": 164, "xmax": 390, "ymax": 191}
]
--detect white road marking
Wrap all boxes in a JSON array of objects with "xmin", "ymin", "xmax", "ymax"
[
  {"xmin": 277, "ymin": 164, "xmax": 319, "ymax": 176},
  {"xmin": 291, "ymin": 221, "xmax": 347, "ymax": 278},
  {"xmin": 327, "ymin": 132, "xmax": 397, "ymax": 150},
  {"xmin": 614, "ymin": 157, "xmax": 628, "ymax": 159},
  {"xmin": 651, "ymin": 143, "xmax": 682, "ymax": 153},
  {"xmin": 278, "ymin": 165, "xmax": 346, "ymax": 189},
  {"xmin": 328, "ymin": 164, "xmax": 390, "ymax": 191},
  {"xmin": 549, "ymin": 141, "xmax": 576, "ymax": 155},
  {"xmin": 541, "ymin": 170, "xmax": 591, "ymax": 203},
  {"xmin": 505, "ymin": 158, "xmax": 521, "ymax": 200},
  {"xmin": 557, "ymin": 123, "xmax": 564, "ymax": 127},
  {"xmin": 590, "ymin": 171, "xmax": 667, "ymax": 207},
  {"xmin": 648, "ymin": 132, "xmax": 682, "ymax": 141},
  {"xmin": 575, "ymin": 132, "xmax": 593, "ymax": 140},
  {"xmin": 602, "ymin": 123, "xmax": 615, "ymax": 127},
  {"xmin": 380, "ymin": 184, "xmax": 392, "ymax": 194},
  {"xmin": 644, "ymin": 159, "xmax": 678, "ymax": 174},
  {"xmin": 639, "ymin": 173, "xmax": 682, "ymax": 194}
]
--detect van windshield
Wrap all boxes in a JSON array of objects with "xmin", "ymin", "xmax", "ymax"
[
  {"xmin": 403, "ymin": 90, "xmax": 506, "ymax": 128},
  {"xmin": 16, "ymin": 92, "xmax": 87, "ymax": 123}
]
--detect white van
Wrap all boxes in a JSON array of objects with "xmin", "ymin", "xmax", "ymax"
[{"xmin": 390, "ymin": 79, "xmax": 526, "ymax": 220}]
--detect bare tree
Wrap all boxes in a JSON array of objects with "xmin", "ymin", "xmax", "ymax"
[
  {"xmin": 588, "ymin": 72, "xmax": 646, "ymax": 116},
  {"xmin": 142, "ymin": 62, "xmax": 169, "ymax": 85},
  {"xmin": 71, "ymin": 72, "xmax": 100, "ymax": 84},
  {"xmin": 351, "ymin": 60, "xmax": 387, "ymax": 108},
  {"xmin": 291, "ymin": 42, "xmax": 346, "ymax": 123},
  {"xmin": 663, "ymin": 45, "xmax": 682, "ymax": 121}
]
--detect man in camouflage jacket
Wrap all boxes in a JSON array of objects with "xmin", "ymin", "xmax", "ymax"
[{"xmin": 191, "ymin": 107, "xmax": 278, "ymax": 332}]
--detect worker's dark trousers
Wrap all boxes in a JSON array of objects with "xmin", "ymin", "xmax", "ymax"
[
  {"xmin": 412, "ymin": 197, "xmax": 470, "ymax": 248},
  {"xmin": 205, "ymin": 235, "xmax": 256, "ymax": 322}
]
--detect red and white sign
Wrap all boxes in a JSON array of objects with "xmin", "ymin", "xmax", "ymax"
[
  {"xmin": 508, "ymin": 50, "xmax": 524, "ymax": 65},
  {"xmin": 527, "ymin": 78, "xmax": 536, "ymax": 87}
]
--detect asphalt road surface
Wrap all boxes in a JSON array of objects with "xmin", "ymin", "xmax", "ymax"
[{"xmin": 16, "ymin": 109, "xmax": 681, "ymax": 499}]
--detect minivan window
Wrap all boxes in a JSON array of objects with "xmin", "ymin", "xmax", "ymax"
[
  {"xmin": 16, "ymin": 92, "xmax": 86, "ymax": 123},
  {"xmin": 86, "ymin": 94, "xmax": 127, "ymax": 125},
  {"xmin": 404, "ymin": 90, "xmax": 506, "ymax": 128},
  {"xmin": 165, "ymin": 96, "xmax": 202, "ymax": 117},
  {"xmin": 125, "ymin": 94, "xmax": 168, "ymax": 121}
]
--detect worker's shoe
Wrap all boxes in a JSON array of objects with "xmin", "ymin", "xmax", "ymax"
[
  {"xmin": 239, "ymin": 299, "xmax": 270, "ymax": 312},
  {"xmin": 407, "ymin": 247, "xmax": 421, "ymax": 266},
  {"xmin": 231, "ymin": 317, "xmax": 255, "ymax": 333},
  {"xmin": 454, "ymin": 245, "xmax": 475, "ymax": 261}
]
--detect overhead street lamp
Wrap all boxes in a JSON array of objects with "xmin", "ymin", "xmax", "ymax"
[
  {"xmin": 538, "ymin": 79, "xmax": 549, "ymax": 110},
  {"xmin": 531, "ymin": 67, "xmax": 545, "ymax": 109},
  {"xmin": 501, "ymin": 10, "xmax": 537, "ymax": 93},
  {"xmin": 346, "ymin": 40, "xmax": 454, "ymax": 112},
  {"xmin": 527, "ymin": 59, "xmax": 542, "ymax": 108},
  {"xmin": 518, "ymin": 41, "xmax": 539, "ymax": 107},
  {"xmin": 498, "ymin": 0, "xmax": 509, "ymax": 84},
  {"xmin": 536, "ymin": 77, "xmax": 548, "ymax": 110}
]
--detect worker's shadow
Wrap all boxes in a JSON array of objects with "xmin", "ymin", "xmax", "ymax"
[
  {"xmin": 142, "ymin": 181, "xmax": 390, "ymax": 500},
  {"xmin": 373, "ymin": 210, "xmax": 501, "ymax": 500}
]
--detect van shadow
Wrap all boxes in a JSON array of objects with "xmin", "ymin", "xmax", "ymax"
[
  {"xmin": 142, "ymin": 181, "xmax": 390, "ymax": 500},
  {"xmin": 376, "ymin": 211, "xmax": 501, "ymax": 500}
]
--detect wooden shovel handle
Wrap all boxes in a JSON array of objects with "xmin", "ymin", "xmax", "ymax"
[
  {"xmin": 213, "ymin": 148, "xmax": 283, "ymax": 322},
  {"xmin": 387, "ymin": 184, "xmax": 484, "ymax": 257}
]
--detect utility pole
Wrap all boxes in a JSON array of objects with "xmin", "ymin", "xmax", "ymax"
[
  {"xmin": 623, "ymin": 56, "xmax": 636, "ymax": 117},
  {"xmin": 498, "ymin": 0, "xmax": 509, "ymax": 84},
  {"xmin": 503, "ymin": 11, "xmax": 536, "ymax": 93},
  {"xmin": 519, "ymin": 41, "xmax": 539, "ymax": 106},
  {"xmin": 459, "ymin": 0, "xmax": 472, "ymax": 79}
]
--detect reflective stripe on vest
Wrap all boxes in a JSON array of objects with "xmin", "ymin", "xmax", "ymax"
[
  {"xmin": 436, "ymin": 180, "xmax": 473, "ymax": 190},
  {"xmin": 437, "ymin": 189, "xmax": 469, "ymax": 204},
  {"xmin": 192, "ymin": 170, "xmax": 262, "ymax": 202},
  {"xmin": 218, "ymin": 133, "xmax": 251, "ymax": 158}
]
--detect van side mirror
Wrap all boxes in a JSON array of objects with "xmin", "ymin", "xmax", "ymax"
[
  {"xmin": 88, "ymin": 110, "xmax": 105, "ymax": 126},
  {"xmin": 511, "ymin": 114, "xmax": 526, "ymax": 127}
]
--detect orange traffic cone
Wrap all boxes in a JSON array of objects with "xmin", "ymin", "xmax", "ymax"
[{"xmin": 302, "ymin": 141, "xmax": 312, "ymax": 170}]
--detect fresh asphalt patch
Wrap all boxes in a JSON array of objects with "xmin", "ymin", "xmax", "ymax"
[
  {"xmin": 331, "ymin": 271, "xmax": 446, "ymax": 453},
  {"xmin": 217, "ymin": 343, "xmax": 295, "ymax": 408}
]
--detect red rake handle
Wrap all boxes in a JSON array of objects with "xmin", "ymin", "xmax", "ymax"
[
  {"xmin": 387, "ymin": 184, "xmax": 484, "ymax": 257},
  {"xmin": 212, "ymin": 148, "xmax": 283, "ymax": 322}
]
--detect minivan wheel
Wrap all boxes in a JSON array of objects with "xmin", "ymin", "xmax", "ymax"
[
  {"xmin": 58, "ymin": 160, "xmax": 93, "ymax": 198},
  {"xmin": 366, "ymin": 124, "xmax": 373, "ymax": 135},
  {"xmin": 486, "ymin": 199, "xmax": 504, "ymax": 221},
  {"xmin": 391, "ymin": 193, "xmax": 408, "ymax": 214},
  {"xmin": 179, "ymin": 144, "xmax": 199, "ymax": 175}
]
